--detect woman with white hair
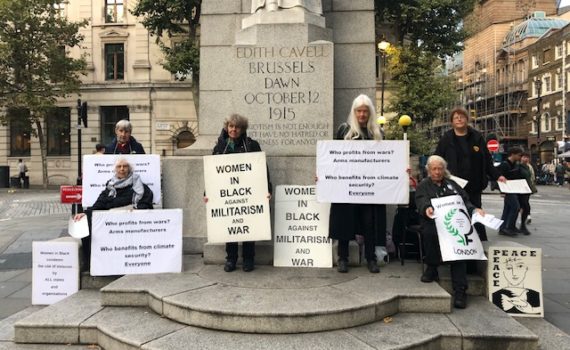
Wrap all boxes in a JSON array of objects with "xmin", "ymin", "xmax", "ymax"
[
  {"xmin": 415, "ymin": 155, "xmax": 485, "ymax": 309},
  {"xmin": 105, "ymin": 119, "xmax": 146, "ymax": 154},
  {"xmin": 328, "ymin": 94, "xmax": 385, "ymax": 274},
  {"xmin": 74, "ymin": 158, "xmax": 154, "ymax": 270}
]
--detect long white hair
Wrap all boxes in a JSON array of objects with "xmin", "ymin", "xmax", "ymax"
[
  {"xmin": 425, "ymin": 155, "xmax": 451, "ymax": 178},
  {"xmin": 344, "ymin": 94, "xmax": 382, "ymax": 140}
]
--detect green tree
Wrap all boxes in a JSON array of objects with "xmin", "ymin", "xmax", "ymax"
[
  {"xmin": 375, "ymin": 0, "xmax": 475, "ymax": 57},
  {"xmin": 0, "ymin": 0, "xmax": 87, "ymax": 187},
  {"xmin": 387, "ymin": 46, "xmax": 458, "ymax": 126},
  {"xmin": 131, "ymin": 0, "xmax": 201, "ymax": 87}
]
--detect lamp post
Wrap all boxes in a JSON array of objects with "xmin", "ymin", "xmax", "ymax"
[
  {"xmin": 377, "ymin": 40, "xmax": 390, "ymax": 118},
  {"xmin": 535, "ymin": 79, "xmax": 543, "ymax": 162},
  {"xmin": 376, "ymin": 114, "xmax": 386, "ymax": 138},
  {"xmin": 399, "ymin": 114, "xmax": 412, "ymax": 141}
]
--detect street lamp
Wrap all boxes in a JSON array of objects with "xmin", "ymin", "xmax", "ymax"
[
  {"xmin": 534, "ymin": 79, "xmax": 543, "ymax": 161},
  {"xmin": 399, "ymin": 114, "xmax": 412, "ymax": 141},
  {"xmin": 377, "ymin": 40, "xmax": 391, "ymax": 118}
]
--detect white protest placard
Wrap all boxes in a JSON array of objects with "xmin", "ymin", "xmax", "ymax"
[
  {"xmin": 431, "ymin": 195, "xmax": 486, "ymax": 262},
  {"xmin": 498, "ymin": 179, "xmax": 532, "ymax": 194},
  {"xmin": 82, "ymin": 154, "xmax": 161, "ymax": 207},
  {"xmin": 274, "ymin": 186, "xmax": 332, "ymax": 268},
  {"xmin": 68, "ymin": 216, "xmax": 89, "ymax": 239},
  {"xmin": 316, "ymin": 140, "xmax": 409, "ymax": 204},
  {"xmin": 90, "ymin": 209, "xmax": 182, "ymax": 276},
  {"xmin": 32, "ymin": 241, "xmax": 79, "ymax": 305},
  {"xmin": 203, "ymin": 152, "xmax": 271, "ymax": 243},
  {"xmin": 449, "ymin": 175, "xmax": 468, "ymax": 189},
  {"xmin": 488, "ymin": 247, "xmax": 543, "ymax": 317}
]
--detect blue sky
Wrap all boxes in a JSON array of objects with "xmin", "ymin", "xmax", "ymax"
[{"xmin": 561, "ymin": 0, "xmax": 570, "ymax": 7}]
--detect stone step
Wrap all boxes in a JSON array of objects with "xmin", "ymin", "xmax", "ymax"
[
  {"xmin": 99, "ymin": 256, "xmax": 450, "ymax": 333},
  {"xmin": 13, "ymin": 292, "xmax": 538, "ymax": 350}
]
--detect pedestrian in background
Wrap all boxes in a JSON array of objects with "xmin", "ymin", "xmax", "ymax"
[
  {"xmin": 105, "ymin": 120, "xmax": 145, "ymax": 154},
  {"xmin": 498, "ymin": 147, "xmax": 523, "ymax": 237},
  {"xmin": 555, "ymin": 161, "xmax": 566, "ymax": 186},
  {"xmin": 435, "ymin": 107, "xmax": 505, "ymax": 241},
  {"xmin": 17, "ymin": 159, "xmax": 28, "ymax": 188},
  {"xmin": 95, "ymin": 144, "xmax": 106, "ymax": 154},
  {"xmin": 328, "ymin": 94, "xmax": 385, "ymax": 274},
  {"xmin": 518, "ymin": 152, "xmax": 536, "ymax": 235}
]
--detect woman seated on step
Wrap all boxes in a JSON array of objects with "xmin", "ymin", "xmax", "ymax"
[
  {"xmin": 415, "ymin": 155, "xmax": 485, "ymax": 309},
  {"xmin": 74, "ymin": 157, "xmax": 154, "ymax": 270}
]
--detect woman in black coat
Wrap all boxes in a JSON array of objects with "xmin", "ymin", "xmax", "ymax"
[
  {"xmin": 74, "ymin": 158, "xmax": 154, "ymax": 270},
  {"xmin": 328, "ymin": 94, "xmax": 385, "ymax": 273},
  {"xmin": 204, "ymin": 113, "xmax": 272, "ymax": 273}
]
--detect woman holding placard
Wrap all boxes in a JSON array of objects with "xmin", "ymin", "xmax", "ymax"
[
  {"xmin": 73, "ymin": 158, "xmax": 154, "ymax": 270},
  {"xmin": 328, "ymin": 94, "xmax": 385, "ymax": 273},
  {"xmin": 415, "ymin": 155, "xmax": 485, "ymax": 309},
  {"xmin": 204, "ymin": 114, "xmax": 272, "ymax": 272}
]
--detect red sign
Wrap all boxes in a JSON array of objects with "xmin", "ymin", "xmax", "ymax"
[
  {"xmin": 60, "ymin": 186, "xmax": 83, "ymax": 204},
  {"xmin": 487, "ymin": 139, "xmax": 499, "ymax": 152}
]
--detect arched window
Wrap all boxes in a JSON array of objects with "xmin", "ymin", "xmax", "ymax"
[{"xmin": 177, "ymin": 130, "xmax": 195, "ymax": 149}]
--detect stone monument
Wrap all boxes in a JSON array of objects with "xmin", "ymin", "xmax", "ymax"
[{"xmin": 164, "ymin": 0, "xmax": 377, "ymax": 256}]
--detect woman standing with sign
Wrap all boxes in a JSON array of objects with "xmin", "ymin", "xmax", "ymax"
[
  {"xmin": 74, "ymin": 158, "xmax": 154, "ymax": 270},
  {"xmin": 204, "ymin": 114, "xmax": 272, "ymax": 272},
  {"xmin": 415, "ymin": 155, "xmax": 485, "ymax": 309},
  {"xmin": 328, "ymin": 94, "xmax": 385, "ymax": 273}
]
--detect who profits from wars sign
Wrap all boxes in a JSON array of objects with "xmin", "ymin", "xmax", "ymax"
[
  {"xmin": 274, "ymin": 186, "xmax": 332, "ymax": 268},
  {"xmin": 316, "ymin": 140, "xmax": 409, "ymax": 204},
  {"xmin": 204, "ymin": 152, "xmax": 271, "ymax": 243},
  {"xmin": 431, "ymin": 195, "xmax": 486, "ymax": 262}
]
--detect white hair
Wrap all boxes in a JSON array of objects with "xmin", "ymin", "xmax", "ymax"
[
  {"xmin": 344, "ymin": 94, "xmax": 382, "ymax": 140},
  {"xmin": 115, "ymin": 119, "xmax": 132, "ymax": 132},
  {"xmin": 425, "ymin": 155, "xmax": 451, "ymax": 178},
  {"xmin": 114, "ymin": 157, "xmax": 134, "ymax": 172}
]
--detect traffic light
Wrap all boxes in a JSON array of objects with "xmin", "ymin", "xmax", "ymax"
[{"xmin": 80, "ymin": 101, "xmax": 88, "ymax": 127}]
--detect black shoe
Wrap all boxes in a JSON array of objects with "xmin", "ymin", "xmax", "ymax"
[
  {"xmin": 243, "ymin": 259, "xmax": 254, "ymax": 272},
  {"xmin": 337, "ymin": 259, "xmax": 348, "ymax": 273},
  {"xmin": 499, "ymin": 228, "xmax": 518, "ymax": 237},
  {"xmin": 454, "ymin": 289, "xmax": 467, "ymax": 309},
  {"xmin": 512, "ymin": 227, "xmax": 523, "ymax": 234},
  {"xmin": 224, "ymin": 260, "xmax": 236, "ymax": 272},
  {"xmin": 367, "ymin": 260, "xmax": 380, "ymax": 273},
  {"xmin": 520, "ymin": 226, "xmax": 531, "ymax": 235},
  {"xmin": 421, "ymin": 266, "xmax": 439, "ymax": 283}
]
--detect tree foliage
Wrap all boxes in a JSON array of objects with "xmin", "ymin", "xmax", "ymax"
[
  {"xmin": 387, "ymin": 46, "xmax": 458, "ymax": 126},
  {"xmin": 0, "ymin": 0, "xmax": 87, "ymax": 187},
  {"xmin": 375, "ymin": 0, "xmax": 475, "ymax": 57},
  {"xmin": 131, "ymin": 0, "xmax": 201, "ymax": 83}
]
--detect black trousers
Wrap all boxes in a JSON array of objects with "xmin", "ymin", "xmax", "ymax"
[
  {"xmin": 226, "ymin": 242, "xmax": 255, "ymax": 262},
  {"xmin": 422, "ymin": 220, "xmax": 467, "ymax": 291},
  {"xmin": 337, "ymin": 204, "xmax": 377, "ymax": 262},
  {"xmin": 518, "ymin": 194, "xmax": 531, "ymax": 225}
]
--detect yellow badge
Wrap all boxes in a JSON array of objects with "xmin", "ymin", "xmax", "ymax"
[{"xmin": 473, "ymin": 146, "xmax": 480, "ymax": 152}]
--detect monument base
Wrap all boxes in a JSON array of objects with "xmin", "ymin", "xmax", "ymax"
[{"xmin": 242, "ymin": 7, "xmax": 326, "ymax": 29}]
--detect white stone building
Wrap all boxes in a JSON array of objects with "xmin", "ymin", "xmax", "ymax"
[{"xmin": 0, "ymin": 0, "xmax": 198, "ymax": 186}]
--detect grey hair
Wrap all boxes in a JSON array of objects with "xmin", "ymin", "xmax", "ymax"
[
  {"xmin": 223, "ymin": 113, "xmax": 249, "ymax": 132},
  {"xmin": 114, "ymin": 157, "xmax": 134, "ymax": 172},
  {"xmin": 425, "ymin": 155, "xmax": 451, "ymax": 178},
  {"xmin": 115, "ymin": 119, "xmax": 132, "ymax": 132},
  {"xmin": 345, "ymin": 94, "xmax": 382, "ymax": 140}
]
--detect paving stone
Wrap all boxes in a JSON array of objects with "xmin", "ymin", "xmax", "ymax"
[
  {"xmin": 7, "ymin": 284, "xmax": 31, "ymax": 299},
  {"xmin": 517, "ymin": 318, "xmax": 570, "ymax": 350},
  {"xmin": 0, "ymin": 270, "xmax": 27, "ymax": 282},
  {"xmin": 0, "ymin": 306, "xmax": 43, "ymax": 341},
  {"xmin": 6, "ymin": 269, "xmax": 32, "ymax": 282},
  {"xmin": 0, "ymin": 281, "xmax": 28, "ymax": 298},
  {"xmin": 0, "ymin": 298, "xmax": 31, "ymax": 321}
]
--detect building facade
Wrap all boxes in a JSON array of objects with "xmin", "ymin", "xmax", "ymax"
[{"xmin": 1, "ymin": 0, "xmax": 198, "ymax": 185}]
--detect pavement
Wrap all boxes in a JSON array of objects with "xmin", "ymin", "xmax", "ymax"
[{"xmin": 0, "ymin": 185, "xmax": 569, "ymax": 345}]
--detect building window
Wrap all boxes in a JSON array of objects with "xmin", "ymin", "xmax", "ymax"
[
  {"xmin": 100, "ymin": 106, "xmax": 129, "ymax": 145},
  {"xmin": 105, "ymin": 0, "xmax": 124, "ymax": 23},
  {"xmin": 46, "ymin": 107, "xmax": 71, "ymax": 156},
  {"xmin": 105, "ymin": 43, "xmax": 124, "ymax": 80},
  {"xmin": 54, "ymin": 1, "xmax": 66, "ymax": 17},
  {"xmin": 177, "ymin": 130, "xmax": 196, "ymax": 149},
  {"xmin": 543, "ymin": 49, "xmax": 551, "ymax": 64},
  {"xmin": 543, "ymin": 113, "xmax": 550, "ymax": 132},
  {"xmin": 556, "ymin": 73, "xmax": 563, "ymax": 90},
  {"xmin": 557, "ymin": 114, "xmax": 564, "ymax": 130},
  {"xmin": 534, "ymin": 79, "xmax": 541, "ymax": 96},
  {"xmin": 544, "ymin": 76, "xmax": 551, "ymax": 93},
  {"xmin": 531, "ymin": 55, "xmax": 538, "ymax": 69},
  {"xmin": 8, "ymin": 108, "xmax": 32, "ymax": 157},
  {"xmin": 556, "ymin": 45, "xmax": 563, "ymax": 59}
]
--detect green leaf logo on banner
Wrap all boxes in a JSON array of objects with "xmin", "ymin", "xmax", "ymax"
[{"xmin": 444, "ymin": 208, "xmax": 466, "ymax": 246}]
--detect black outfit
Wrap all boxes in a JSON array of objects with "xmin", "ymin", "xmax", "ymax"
[
  {"xmin": 211, "ymin": 128, "xmax": 272, "ymax": 264},
  {"xmin": 415, "ymin": 177, "xmax": 476, "ymax": 292},
  {"xmin": 328, "ymin": 124, "xmax": 386, "ymax": 263},
  {"xmin": 435, "ymin": 127, "xmax": 501, "ymax": 241},
  {"xmin": 497, "ymin": 159, "xmax": 523, "ymax": 231},
  {"xmin": 105, "ymin": 136, "xmax": 146, "ymax": 154},
  {"xmin": 81, "ymin": 182, "xmax": 154, "ymax": 269},
  {"xmin": 518, "ymin": 163, "xmax": 536, "ymax": 232}
]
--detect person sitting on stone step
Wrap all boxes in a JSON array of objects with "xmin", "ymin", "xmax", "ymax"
[{"xmin": 415, "ymin": 155, "xmax": 486, "ymax": 309}]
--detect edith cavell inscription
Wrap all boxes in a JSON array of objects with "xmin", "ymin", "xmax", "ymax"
[{"xmin": 234, "ymin": 43, "xmax": 333, "ymax": 155}]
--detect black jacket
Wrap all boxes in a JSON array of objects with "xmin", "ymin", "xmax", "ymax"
[
  {"xmin": 90, "ymin": 183, "xmax": 154, "ymax": 211},
  {"xmin": 105, "ymin": 136, "xmax": 146, "ymax": 155},
  {"xmin": 435, "ymin": 127, "xmax": 500, "ymax": 193},
  {"xmin": 328, "ymin": 123, "xmax": 386, "ymax": 245},
  {"xmin": 498, "ymin": 159, "xmax": 523, "ymax": 180},
  {"xmin": 212, "ymin": 128, "xmax": 272, "ymax": 194},
  {"xmin": 415, "ymin": 177, "xmax": 476, "ymax": 220}
]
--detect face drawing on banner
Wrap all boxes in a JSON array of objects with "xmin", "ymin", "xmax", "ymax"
[
  {"xmin": 492, "ymin": 257, "xmax": 541, "ymax": 315},
  {"xmin": 442, "ymin": 206, "xmax": 474, "ymax": 247}
]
